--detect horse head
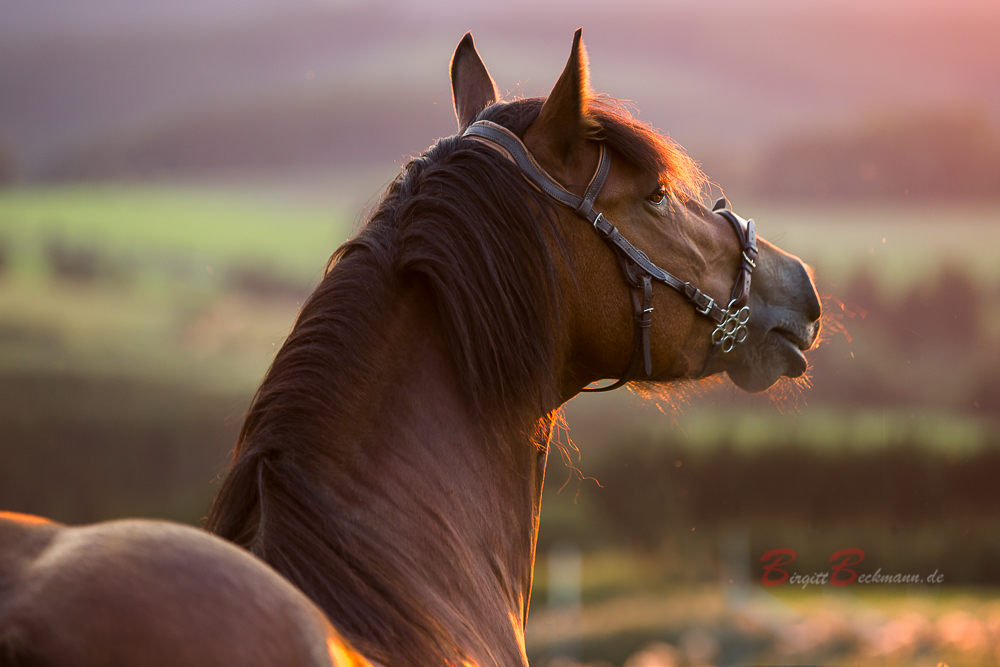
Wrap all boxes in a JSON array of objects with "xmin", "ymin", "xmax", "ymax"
[{"xmin": 452, "ymin": 30, "xmax": 821, "ymax": 399}]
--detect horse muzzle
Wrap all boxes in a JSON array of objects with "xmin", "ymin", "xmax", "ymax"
[{"xmin": 713, "ymin": 239, "xmax": 821, "ymax": 392}]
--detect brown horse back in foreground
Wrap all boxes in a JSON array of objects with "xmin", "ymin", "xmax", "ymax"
[{"xmin": 0, "ymin": 511, "xmax": 369, "ymax": 666}]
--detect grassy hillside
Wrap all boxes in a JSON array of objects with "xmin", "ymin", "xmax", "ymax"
[{"xmin": 0, "ymin": 185, "xmax": 351, "ymax": 281}]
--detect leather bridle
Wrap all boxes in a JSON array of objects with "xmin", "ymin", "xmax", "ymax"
[{"xmin": 463, "ymin": 120, "xmax": 758, "ymax": 391}]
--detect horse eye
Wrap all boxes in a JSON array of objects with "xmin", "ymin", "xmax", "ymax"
[{"xmin": 648, "ymin": 186, "xmax": 667, "ymax": 205}]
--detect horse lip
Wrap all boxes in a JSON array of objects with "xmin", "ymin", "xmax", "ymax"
[{"xmin": 773, "ymin": 326, "xmax": 812, "ymax": 351}]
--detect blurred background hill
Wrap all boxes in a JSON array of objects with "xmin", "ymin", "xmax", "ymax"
[
  {"xmin": 3, "ymin": 1, "xmax": 1000, "ymax": 665},
  {"xmin": 3, "ymin": 0, "xmax": 1000, "ymax": 200}
]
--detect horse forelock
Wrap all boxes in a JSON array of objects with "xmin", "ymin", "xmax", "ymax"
[{"xmin": 585, "ymin": 94, "xmax": 707, "ymax": 199}]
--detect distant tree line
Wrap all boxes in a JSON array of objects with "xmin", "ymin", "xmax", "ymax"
[
  {"xmin": 755, "ymin": 109, "xmax": 1000, "ymax": 201},
  {"xmin": 35, "ymin": 98, "xmax": 1000, "ymax": 202},
  {"xmin": 537, "ymin": 434, "xmax": 1000, "ymax": 585},
  {"xmin": 808, "ymin": 265, "xmax": 1000, "ymax": 413},
  {"xmin": 39, "ymin": 85, "xmax": 453, "ymax": 182}
]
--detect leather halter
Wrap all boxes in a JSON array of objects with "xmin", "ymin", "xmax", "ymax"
[{"xmin": 462, "ymin": 120, "xmax": 758, "ymax": 392}]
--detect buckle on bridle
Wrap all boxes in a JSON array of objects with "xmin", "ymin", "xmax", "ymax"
[
  {"xmin": 694, "ymin": 295, "xmax": 716, "ymax": 317},
  {"xmin": 592, "ymin": 212, "xmax": 611, "ymax": 235}
]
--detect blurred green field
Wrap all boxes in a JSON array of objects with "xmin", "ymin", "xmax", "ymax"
[{"xmin": 0, "ymin": 184, "xmax": 353, "ymax": 284}]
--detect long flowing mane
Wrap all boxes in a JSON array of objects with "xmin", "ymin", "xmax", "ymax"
[{"xmin": 205, "ymin": 96, "xmax": 703, "ymax": 665}]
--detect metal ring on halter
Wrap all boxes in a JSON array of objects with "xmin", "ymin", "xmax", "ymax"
[
  {"xmin": 712, "ymin": 321, "xmax": 728, "ymax": 344},
  {"xmin": 712, "ymin": 300, "xmax": 751, "ymax": 350}
]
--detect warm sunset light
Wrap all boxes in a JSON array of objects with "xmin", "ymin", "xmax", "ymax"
[
  {"xmin": 1, "ymin": 1, "xmax": 999, "ymax": 666},
  {"xmin": 0, "ymin": 511, "xmax": 52, "ymax": 526}
]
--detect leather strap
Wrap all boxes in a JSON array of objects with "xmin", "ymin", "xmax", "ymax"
[
  {"xmin": 583, "ymin": 272, "xmax": 653, "ymax": 392},
  {"xmin": 465, "ymin": 121, "xmax": 731, "ymax": 325},
  {"xmin": 713, "ymin": 197, "xmax": 758, "ymax": 310}
]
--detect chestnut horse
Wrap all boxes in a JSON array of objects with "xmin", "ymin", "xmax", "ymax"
[{"xmin": 0, "ymin": 31, "xmax": 820, "ymax": 667}]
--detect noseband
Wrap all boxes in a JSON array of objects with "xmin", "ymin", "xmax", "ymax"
[{"xmin": 463, "ymin": 120, "xmax": 758, "ymax": 391}]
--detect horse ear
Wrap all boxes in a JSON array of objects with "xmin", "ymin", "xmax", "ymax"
[
  {"xmin": 525, "ymin": 29, "xmax": 600, "ymax": 167},
  {"xmin": 450, "ymin": 32, "xmax": 499, "ymax": 130}
]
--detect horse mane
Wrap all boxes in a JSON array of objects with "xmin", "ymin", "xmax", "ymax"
[{"xmin": 206, "ymin": 96, "xmax": 704, "ymax": 666}]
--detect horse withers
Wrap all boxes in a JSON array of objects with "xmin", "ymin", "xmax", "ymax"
[{"xmin": 1, "ymin": 30, "xmax": 819, "ymax": 667}]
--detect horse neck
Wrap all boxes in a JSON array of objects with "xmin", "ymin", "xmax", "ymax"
[{"xmin": 243, "ymin": 277, "xmax": 553, "ymax": 667}]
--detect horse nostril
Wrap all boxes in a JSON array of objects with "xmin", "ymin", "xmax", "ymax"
[
  {"xmin": 806, "ymin": 288, "xmax": 821, "ymax": 322},
  {"xmin": 798, "ymin": 264, "xmax": 822, "ymax": 322}
]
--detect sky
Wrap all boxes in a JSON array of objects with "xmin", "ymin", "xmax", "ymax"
[{"xmin": 5, "ymin": 0, "xmax": 1000, "ymax": 41}]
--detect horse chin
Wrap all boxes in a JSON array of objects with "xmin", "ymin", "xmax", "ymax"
[{"xmin": 724, "ymin": 329, "xmax": 809, "ymax": 393}]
